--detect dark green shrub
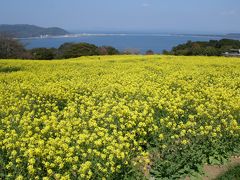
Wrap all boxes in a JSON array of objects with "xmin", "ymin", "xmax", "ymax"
[
  {"xmin": 31, "ymin": 48, "xmax": 56, "ymax": 60},
  {"xmin": 57, "ymin": 42, "xmax": 99, "ymax": 59}
]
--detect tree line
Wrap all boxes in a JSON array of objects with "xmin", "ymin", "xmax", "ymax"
[
  {"xmin": 0, "ymin": 34, "xmax": 157, "ymax": 60},
  {"xmin": 163, "ymin": 39, "xmax": 240, "ymax": 56},
  {"xmin": 1, "ymin": 34, "xmax": 240, "ymax": 59},
  {"xmin": 0, "ymin": 34, "xmax": 121, "ymax": 60}
]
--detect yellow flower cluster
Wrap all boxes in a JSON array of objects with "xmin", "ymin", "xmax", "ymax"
[{"xmin": 0, "ymin": 55, "xmax": 239, "ymax": 179}]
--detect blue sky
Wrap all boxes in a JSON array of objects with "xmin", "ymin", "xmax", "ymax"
[{"xmin": 0, "ymin": 0, "xmax": 239, "ymax": 34}]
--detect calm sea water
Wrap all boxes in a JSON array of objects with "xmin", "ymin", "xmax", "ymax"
[{"xmin": 21, "ymin": 34, "xmax": 225, "ymax": 53}]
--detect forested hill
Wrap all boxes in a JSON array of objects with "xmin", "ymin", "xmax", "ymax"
[
  {"xmin": 164, "ymin": 39, "xmax": 240, "ymax": 56},
  {"xmin": 0, "ymin": 24, "xmax": 69, "ymax": 38}
]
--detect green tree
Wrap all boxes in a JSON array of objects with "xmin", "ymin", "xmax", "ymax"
[
  {"xmin": 31, "ymin": 48, "xmax": 56, "ymax": 60},
  {"xmin": 57, "ymin": 42, "xmax": 99, "ymax": 59},
  {"xmin": 0, "ymin": 34, "xmax": 30, "ymax": 59},
  {"xmin": 145, "ymin": 49, "xmax": 154, "ymax": 55},
  {"xmin": 162, "ymin": 50, "xmax": 171, "ymax": 55},
  {"xmin": 97, "ymin": 46, "xmax": 119, "ymax": 55},
  {"xmin": 170, "ymin": 39, "xmax": 240, "ymax": 56}
]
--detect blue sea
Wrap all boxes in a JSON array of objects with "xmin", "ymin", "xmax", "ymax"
[{"xmin": 20, "ymin": 34, "xmax": 231, "ymax": 53}]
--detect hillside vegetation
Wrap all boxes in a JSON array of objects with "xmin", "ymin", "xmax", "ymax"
[
  {"xmin": 164, "ymin": 39, "xmax": 240, "ymax": 56},
  {"xmin": 0, "ymin": 24, "xmax": 69, "ymax": 38},
  {"xmin": 0, "ymin": 35, "xmax": 120, "ymax": 60},
  {"xmin": 0, "ymin": 55, "xmax": 240, "ymax": 179}
]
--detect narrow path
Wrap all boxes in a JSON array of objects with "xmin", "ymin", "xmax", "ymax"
[{"xmin": 203, "ymin": 157, "xmax": 240, "ymax": 180}]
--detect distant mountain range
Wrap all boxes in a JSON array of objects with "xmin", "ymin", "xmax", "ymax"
[{"xmin": 0, "ymin": 24, "xmax": 69, "ymax": 38}]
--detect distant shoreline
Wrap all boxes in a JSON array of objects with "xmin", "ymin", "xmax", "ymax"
[{"xmin": 17, "ymin": 33, "xmax": 235, "ymax": 40}]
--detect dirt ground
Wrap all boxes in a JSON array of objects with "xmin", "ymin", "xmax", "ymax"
[{"xmin": 202, "ymin": 156, "xmax": 240, "ymax": 180}]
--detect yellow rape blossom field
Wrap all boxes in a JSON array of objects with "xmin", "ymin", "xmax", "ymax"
[{"xmin": 0, "ymin": 55, "xmax": 240, "ymax": 179}]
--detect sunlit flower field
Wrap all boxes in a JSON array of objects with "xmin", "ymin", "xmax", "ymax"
[{"xmin": 0, "ymin": 55, "xmax": 240, "ymax": 179}]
